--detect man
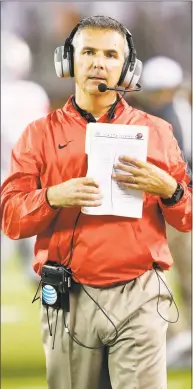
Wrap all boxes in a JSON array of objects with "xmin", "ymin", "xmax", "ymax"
[
  {"xmin": 1, "ymin": 16, "xmax": 191, "ymax": 389},
  {"xmin": 140, "ymin": 56, "xmax": 191, "ymax": 167},
  {"xmin": 1, "ymin": 30, "xmax": 49, "ymax": 284},
  {"xmin": 135, "ymin": 56, "xmax": 192, "ymax": 365}
]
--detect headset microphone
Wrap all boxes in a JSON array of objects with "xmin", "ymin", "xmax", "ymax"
[{"xmin": 98, "ymin": 83, "xmax": 142, "ymax": 93}]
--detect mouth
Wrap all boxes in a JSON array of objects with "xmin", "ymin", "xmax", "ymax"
[{"xmin": 88, "ymin": 77, "xmax": 106, "ymax": 81}]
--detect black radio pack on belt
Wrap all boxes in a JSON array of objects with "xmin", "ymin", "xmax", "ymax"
[{"xmin": 41, "ymin": 262, "xmax": 72, "ymax": 312}]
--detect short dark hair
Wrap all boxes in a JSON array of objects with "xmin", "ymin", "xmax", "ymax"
[
  {"xmin": 73, "ymin": 15, "xmax": 129, "ymax": 56},
  {"xmin": 76, "ymin": 15, "xmax": 127, "ymax": 38}
]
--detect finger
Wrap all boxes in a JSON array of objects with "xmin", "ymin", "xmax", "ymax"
[
  {"xmin": 76, "ymin": 192, "xmax": 103, "ymax": 201},
  {"xmin": 118, "ymin": 155, "xmax": 147, "ymax": 168},
  {"xmin": 81, "ymin": 177, "xmax": 99, "ymax": 187},
  {"xmin": 118, "ymin": 182, "xmax": 141, "ymax": 190},
  {"xmin": 112, "ymin": 174, "xmax": 137, "ymax": 184},
  {"xmin": 78, "ymin": 199, "xmax": 102, "ymax": 207},
  {"xmin": 113, "ymin": 163, "xmax": 143, "ymax": 176},
  {"xmin": 77, "ymin": 185, "xmax": 100, "ymax": 194},
  {"xmin": 82, "ymin": 186, "xmax": 101, "ymax": 194}
]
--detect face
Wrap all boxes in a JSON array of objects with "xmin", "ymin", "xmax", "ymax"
[{"xmin": 73, "ymin": 28, "xmax": 125, "ymax": 94}]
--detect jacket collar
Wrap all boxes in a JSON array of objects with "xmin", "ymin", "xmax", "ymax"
[{"xmin": 62, "ymin": 94, "xmax": 132, "ymax": 123}]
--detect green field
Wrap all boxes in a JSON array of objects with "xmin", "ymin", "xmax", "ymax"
[
  {"xmin": 1, "ymin": 256, "xmax": 192, "ymax": 389},
  {"xmin": 2, "ymin": 371, "xmax": 192, "ymax": 389}
]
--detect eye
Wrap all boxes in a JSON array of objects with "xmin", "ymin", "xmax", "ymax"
[
  {"xmin": 84, "ymin": 50, "xmax": 94, "ymax": 56},
  {"xmin": 106, "ymin": 52, "xmax": 116, "ymax": 58}
]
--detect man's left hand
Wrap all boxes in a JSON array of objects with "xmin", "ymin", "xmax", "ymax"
[{"xmin": 112, "ymin": 155, "xmax": 178, "ymax": 199}]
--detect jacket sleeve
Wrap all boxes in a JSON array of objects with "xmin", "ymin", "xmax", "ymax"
[
  {"xmin": 157, "ymin": 124, "xmax": 192, "ymax": 232},
  {"xmin": 1, "ymin": 121, "xmax": 59, "ymax": 239}
]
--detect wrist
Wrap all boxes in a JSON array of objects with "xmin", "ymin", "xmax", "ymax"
[
  {"xmin": 161, "ymin": 181, "xmax": 178, "ymax": 199},
  {"xmin": 160, "ymin": 183, "xmax": 184, "ymax": 206},
  {"xmin": 46, "ymin": 186, "xmax": 60, "ymax": 209}
]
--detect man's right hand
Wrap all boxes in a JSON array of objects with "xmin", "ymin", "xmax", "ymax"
[{"xmin": 46, "ymin": 177, "xmax": 103, "ymax": 208}]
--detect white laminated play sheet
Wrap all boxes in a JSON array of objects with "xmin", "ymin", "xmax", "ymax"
[{"xmin": 82, "ymin": 122, "xmax": 149, "ymax": 218}]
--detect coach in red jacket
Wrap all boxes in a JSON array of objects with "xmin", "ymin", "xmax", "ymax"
[{"xmin": 1, "ymin": 15, "xmax": 191, "ymax": 389}]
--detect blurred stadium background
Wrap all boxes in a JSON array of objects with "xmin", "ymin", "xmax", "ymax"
[{"xmin": 1, "ymin": 2, "xmax": 192, "ymax": 389}]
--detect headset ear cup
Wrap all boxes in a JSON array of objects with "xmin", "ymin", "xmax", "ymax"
[
  {"xmin": 120, "ymin": 59, "xmax": 143, "ymax": 89},
  {"xmin": 54, "ymin": 46, "xmax": 71, "ymax": 78}
]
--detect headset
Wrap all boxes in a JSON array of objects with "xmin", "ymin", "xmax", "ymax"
[{"xmin": 54, "ymin": 17, "xmax": 142, "ymax": 90}]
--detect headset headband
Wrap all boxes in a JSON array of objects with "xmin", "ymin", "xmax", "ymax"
[
  {"xmin": 54, "ymin": 18, "xmax": 142, "ymax": 89},
  {"xmin": 63, "ymin": 24, "xmax": 80, "ymax": 60}
]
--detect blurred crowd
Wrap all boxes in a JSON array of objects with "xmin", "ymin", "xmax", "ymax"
[{"xmin": 1, "ymin": 1, "xmax": 192, "ymax": 369}]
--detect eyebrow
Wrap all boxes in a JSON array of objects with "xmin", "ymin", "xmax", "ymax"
[{"xmin": 81, "ymin": 46, "xmax": 119, "ymax": 54}]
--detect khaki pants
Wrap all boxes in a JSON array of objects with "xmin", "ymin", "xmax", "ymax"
[
  {"xmin": 40, "ymin": 269, "xmax": 171, "ymax": 389},
  {"xmin": 165, "ymin": 223, "xmax": 191, "ymax": 331}
]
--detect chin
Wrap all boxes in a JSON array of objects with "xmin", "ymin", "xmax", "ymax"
[{"xmin": 85, "ymin": 86, "xmax": 103, "ymax": 95}]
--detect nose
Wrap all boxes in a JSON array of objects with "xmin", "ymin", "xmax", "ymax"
[{"xmin": 93, "ymin": 54, "xmax": 105, "ymax": 70}]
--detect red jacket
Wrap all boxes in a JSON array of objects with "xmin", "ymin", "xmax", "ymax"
[{"xmin": 1, "ymin": 96, "xmax": 191, "ymax": 286}]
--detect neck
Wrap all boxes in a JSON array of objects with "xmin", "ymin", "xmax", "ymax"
[{"xmin": 75, "ymin": 85, "xmax": 117, "ymax": 117}]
